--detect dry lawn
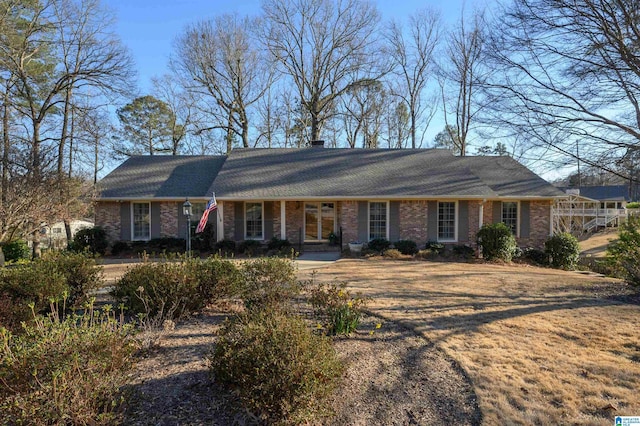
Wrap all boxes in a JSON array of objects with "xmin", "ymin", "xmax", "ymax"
[{"xmin": 306, "ymin": 260, "xmax": 640, "ymax": 426}]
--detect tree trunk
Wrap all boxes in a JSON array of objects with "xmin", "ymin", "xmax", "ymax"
[
  {"xmin": 31, "ymin": 229, "xmax": 41, "ymax": 259},
  {"xmin": 226, "ymin": 113, "xmax": 233, "ymax": 154},
  {"xmin": 64, "ymin": 219, "xmax": 72, "ymax": 249},
  {"xmin": 0, "ymin": 246, "xmax": 5, "ymax": 268}
]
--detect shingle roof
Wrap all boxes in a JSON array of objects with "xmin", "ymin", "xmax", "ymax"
[
  {"xmin": 209, "ymin": 148, "xmax": 563, "ymax": 199},
  {"xmin": 98, "ymin": 155, "xmax": 226, "ymax": 199},
  {"xmin": 560, "ymin": 185, "xmax": 631, "ymax": 202},
  {"xmin": 97, "ymin": 149, "xmax": 564, "ymax": 200}
]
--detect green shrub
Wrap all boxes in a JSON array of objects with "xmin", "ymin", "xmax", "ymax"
[
  {"xmin": 0, "ymin": 305, "xmax": 136, "ymax": 425},
  {"xmin": 545, "ymin": 233, "xmax": 580, "ymax": 269},
  {"xmin": 41, "ymin": 251, "xmax": 103, "ymax": 308},
  {"xmin": 210, "ymin": 310, "xmax": 343, "ymax": 424},
  {"xmin": 626, "ymin": 201, "xmax": 640, "ymax": 209},
  {"xmin": 72, "ymin": 227, "xmax": 108, "ymax": 255},
  {"xmin": 606, "ymin": 215, "xmax": 640, "ymax": 285},
  {"xmin": 521, "ymin": 247, "xmax": 548, "ymax": 265},
  {"xmin": 0, "ymin": 240, "xmax": 30, "ymax": 262},
  {"xmin": 267, "ymin": 236, "xmax": 291, "ymax": 251},
  {"xmin": 239, "ymin": 257, "xmax": 300, "ymax": 311},
  {"xmin": 425, "ymin": 241, "xmax": 445, "ymax": 255},
  {"xmin": 452, "ymin": 244, "xmax": 475, "ymax": 259},
  {"xmin": 189, "ymin": 256, "xmax": 243, "ymax": 303},
  {"xmin": 477, "ymin": 223, "xmax": 518, "ymax": 262},
  {"xmin": 309, "ymin": 281, "xmax": 367, "ymax": 335},
  {"xmin": 214, "ymin": 239, "xmax": 236, "ymax": 255},
  {"xmin": 110, "ymin": 240, "xmax": 130, "ymax": 256},
  {"xmin": 367, "ymin": 238, "xmax": 390, "ymax": 253},
  {"xmin": 394, "ymin": 240, "xmax": 418, "ymax": 255},
  {"xmin": 192, "ymin": 223, "xmax": 215, "ymax": 251},
  {"xmin": 238, "ymin": 239, "xmax": 262, "ymax": 256},
  {"xmin": 148, "ymin": 237, "xmax": 185, "ymax": 251}
]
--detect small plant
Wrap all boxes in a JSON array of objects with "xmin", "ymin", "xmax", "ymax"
[
  {"xmin": 367, "ymin": 238, "xmax": 390, "ymax": 253},
  {"xmin": 238, "ymin": 239, "xmax": 262, "ymax": 256},
  {"xmin": 328, "ymin": 232, "xmax": 339, "ymax": 245},
  {"xmin": 71, "ymin": 227, "xmax": 108, "ymax": 255},
  {"xmin": 310, "ymin": 281, "xmax": 368, "ymax": 335},
  {"xmin": 416, "ymin": 249, "xmax": 437, "ymax": 260},
  {"xmin": 110, "ymin": 240, "xmax": 130, "ymax": 256},
  {"xmin": 214, "ymin": 239, "xmax": 236, "ymax": 255},
  {"xmin": 239, "ymin": 257, "xmax": 300, "ymax": 312},
  {"xmin": 383, "ymin": 248, "xmax": 404, "ymax": 259},
  {"xmin": 0, "ymin": 240, "xmax": 30, "ymax": 262},
  {"xmin": 394, "ymin": 239, "xmax": 418, "ymax": 255},
  {"xmin": 425, "ymin": 241, "xmax": 445, "ymax": 255},
  {"xmin": 267, "ymin": 236, "xmax": 291, "ymax": 251},
  {"xmin": 606, "ymin": 215, "xmax": 640, "ymax": 285},
  {"xmin": 452, "ymin": 244, "xmax": 475, "ymax": 259},
  {"xmin": 0, "ymin": 302, "xmax": 136, "ymax": 425},
  {"xmin": 545, "ymin": 233, "xmax": 580, "ymax": 269},
  {"xmin": 521, "ymin": 247, "xmax": 548, "ymax": 265},
  {"xmin": 476, "ymin": 223, "xmax": 518, "ymax": 262},
  {"xmin": 42, "ymin": 251, "xmax": 103, "ymax": 308},
  {"xmin": 210, "ymin": 309, "xmax": 343, "ymax": 424}
]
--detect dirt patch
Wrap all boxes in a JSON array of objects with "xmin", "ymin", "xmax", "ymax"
[{"xmin": 579, "ymin": 229, "xmax": 619, "ymax": 257}]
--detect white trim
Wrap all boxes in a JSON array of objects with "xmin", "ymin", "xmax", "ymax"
[
  {"xmin": 131, "ymin": 201, "xmax": 151, "ymax": 241},
  {"xmin": 216, "ymin": 202, "xmax": 224, "ymax": 242},
  {"xmin": 368, "ymin": 201, "xmax": 389, "ymax": 241},
  {"xmin": 303, "ymin": 201, "xmax": 337, "ymax": 242},
  {"xmin": 244, "ymin": 201, "xmax": 264, "ymax": 240},
  {"xmin": 280, "ymin": 201, "xmax": 286, "ymax": 240},
  {"xmin": 479, "ymin": 201, "xmax": 484, "ymax": 230},
  {"xmin": 437, "ymin": 201, "xmax": 458, "ymax": 243}
]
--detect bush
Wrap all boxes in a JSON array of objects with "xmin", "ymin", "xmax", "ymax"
[
  {"xmin": 148, "ymin": 237, "xmax": 185, "ymax": 251},
  {"xmin": 1, "ymin": 240, "xmax": 30, "ymax": 262},
  {"xmin": 367, "ymin": 238, "xmax": 390, "ymax": 253},
  {"xmin": 190, "ymin": 256, "xmax": 243, "ymax": 303},
  {"xmin": 425, "ymin": 241, "xmax": 445, "ymax": 255},
  {"xmin": 626, "ymin": 201, "xmax": 640, "ymax": 209},
  {"xmin": 0, "ymin": 306, "xmax": 136, "ymax": 425},
  {"xmin": 416, "ymin": 249, "xmax": 437, "ymax": 260},
  {"xmin": 239, "ymin": 257, "xmax": 300, "ymax": 312},
  {"xmin": 394, "ymin": 240, "xmax": 418, "ymax": 255},
  {"xmin": 214, "ymin": 239, "xmax": 236, "ymax": 255},
  {"xmin": 192, "ymin": 223, "xmax": 215, "ymax": 251},
  {"xmin": 267, "ymin": 236, "xmax": 291, "ymax": 251},
  {"xmin": 606, "ymin": 215, "xmax": 640, "ymax": 285},
  {"xmin": 238, "ymin": 239, "xmax": 262, "ymax": 256},
  {"xmin": 310, "ymin": 281, "xmax": 367, "ymax": 335},
  {"xmin": 42, "ymin": 251, "xmax": 103, "ymax": 308},
  {"xmin": 452, "ymin": 244, "xmax": 475, "ymax": 259},
  {"xmin": 210, "ymin": 310, "xmax": 343, "ymax": 424},
  {"xmin": 72, "ymin": 227, "xmax": 108, "ymax": 255},
  {"xmin": 476, "ymin": 223, "xmax": 518, "ymax": 262},
  {"xmin": 110, "ymin": 240, "xmax": 130, "ymax": 256},
  {"xmin": 383, "ymin": 248, "xmax": 404, "ymax": 259},
  {"xmin": 545, "ymin": 233, "xmax": 580, "ymax": 269},
  {"xmin": 521, "ymin": 247, "xmax": 549, "ymax": 265}
]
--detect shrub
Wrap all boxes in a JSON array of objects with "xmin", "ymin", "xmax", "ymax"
[
  {"xmin": 239, "ymin": 257, "xmax": 300, "ymax": 311},
  {"xmin": 238, "ymin": 239, "xmax": 262, "ymax": 256},
  {"xmin": 383, "ymin": 248, "xmax": 404, "ymax": 259},
  {"xmin": 606, "ymin": 215, "xmax": 640, "ymax": 285},
  {"xmin": 394, "ymin": 240, "xmax": 418, "ymax": 255},
  {"xmin": 148, "ymin": 237, "xmax": 185, "ymax": 251},
  {"xmin": 416, "ymin": 249, "xmax": 437, "ymax": 260},
  {"xmin": 367, "ymin": 238, "xmax": 390, "ymax": 253},
  {"xmin": 309, "ymin": 281, "xmax": 367, "ymax": 335},
  {"xmin": 110, "ymin": 240, "xmax": 130, "ymax": 256},
  {"xmin": 214, "ymin": 239, "xmax": 236, "ymax": 255},
  {"xmin": 452, "ymin": 244, "xmax": 475, "ymax": 259},
  {"xmin": 267, "ymin": 236, "xmax": 291, "ymax": 251},
  {"xmin": 192, "ymin": 223, "xmax": 215, "ymax": 251},
  {"xmin": 72, "ymin": 227, "xmax": 108, "ymax": 255},
  {"xmin": 0, "ymin": 240, "xmax": 30, "ymax": 262},
  {"xmin": 521, "ymin": 247, "xmax": 549, "ymax": 265},
  {"xmin": 626, "ymin": 201, "xmax": 640, "ymax": 209},
  {"xmin": 545, "ymin": 233, "xmax": 580, "ymax": 269},
  {"xmin": 41, "ymin": 251, "xmax": 103, "ymax": 308},
  {"xmin": 189, "ymin": 256, "xmax": 243, "ymax": 303},
  {"xmin": 425, "ymin": 241, "xmax": 445, "ymax": 255},
  {"xmin": 0, "ymin": 305, "xmax": 136, "ymax": 425},
  {"xmin": 210, "ymin": 310, "xmax": 343, "ymax": 424},
  {"xmin": 476, "ymin": 223, "xmax": 518, "ymax": 262}
]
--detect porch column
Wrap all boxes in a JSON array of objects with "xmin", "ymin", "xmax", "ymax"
[
  {"xmin": 280, "ymin": 201, "xmax": 286, "ymax": 240},
  {"xmin": 479, "ymin": 201, "xmax": 484, "ymax": 229},
  {"xmin": 216, "ymin": 202, "xmax": 224, "ymax": 242}
]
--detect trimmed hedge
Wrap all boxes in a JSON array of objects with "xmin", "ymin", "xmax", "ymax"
[
  {"xmin": 476, "ymin": 223, "xmax": 517, "ymax": 262},
  {"xmin": 545, "ymin": 233, "xmax": 580, "ymax": 269}
]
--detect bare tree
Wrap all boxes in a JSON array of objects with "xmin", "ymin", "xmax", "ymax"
[
  {"xmin": 262, "ymin": 0, "xmax": 385, "ymax": 143},
  {"xmin": 173, "ymin": 14, "xmax": 270, "ymax": 153},
  {"xmin": 483, "ymin": 0, "xmax": 640, "ymax": 176},
  {"xmin": 438, "ymin": 9, "xmax": 486, "ymax": 156},
  {"xmin": 341, "ymin": 81, "xmax": 386, "ymax": 148},
  {"xmin": 152, "ymin": 74, "xmax": 193, "ymax": 155},
  {"xmin": 386, "ymin": 8, "xmax": 441, "ymax": 148}
]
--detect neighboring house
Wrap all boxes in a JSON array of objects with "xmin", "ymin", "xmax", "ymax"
[
  {"xmin": 553, "ymin": 185, "xmax": 632, "ymax": 234},
  {"xmin": 39, "ymin": 219, "xmax": 94, "ymax": 250},
  {"xmin": 95, "ymin": 146, "xmax": 565, "ymax": 250}
]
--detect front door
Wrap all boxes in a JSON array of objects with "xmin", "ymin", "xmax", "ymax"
[{"xmin": 304, "ymin": 202, "xmax": 335, "ymax": 241}]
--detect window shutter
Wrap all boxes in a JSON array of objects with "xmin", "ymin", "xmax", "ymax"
[
  {"xmin": 264, "ymin": 201, "xmax": 274, "ymax": 240},
  {"xmin": 234, "ymin": 202, "xmax": 244, "ymax": 241},
  {"xmin": 493, "ymin": 201, "xmax": 502, "ymax": 224},
  {"xmin": 151, "ymin": 202, "xmax": 161, "ymax": 239},
  {"xmin": 357, "ymin": 201, "xmax": 368, "ymax": 242},
  {"xmin": 520, "ymin": 201, "xmax": 530, "ymax": 238},
  {"xmin": 120, "ymin": 203, "xmax": 131, "ymax": 240},
  {"xmin": 389, "ymin": 201, "xmax": 400, "ymax": 241},
  {"xmin": 458, "ymin": 201, "xmax": 469, "ymax": 242},
  {"xmin": 427, "ymin": 201, "xmax": 437, "ymax": 241}
]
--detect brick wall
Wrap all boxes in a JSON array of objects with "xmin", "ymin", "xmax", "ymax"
[
  {"xmin": 95, "ymin": 202, "xmax": 120, "ymax": 243},
  {"xmin": 468, "ymin": 201, "xmax": 482, "ymax": 244},
  {"xmin": 273, "ymin": 201, "xmax": 282, "ymax": 238},
  {"xmin": 160, "ymin": 202, "xmax": 178, "ymax": 237},
  {"xmin": 399, "ymin": 201, "xmax": 427, "ymax": 242},
  {"xmin": 483, "ymin": 201, "xmax": 493, "ymax": 226},
  {"xmin": 340, "ymin": 201, "xmax": 358, "ymax": 246},
  {"xmin": 285, "ymin": 201, "xmax": 304, "ymax": 244},
  {"xmin": 517, "ymin": 200, "xmax": 551, "ymax": 249},
  {"xmin": 223, "ymin": 201, "xmax": 235, "ymax": 240}
]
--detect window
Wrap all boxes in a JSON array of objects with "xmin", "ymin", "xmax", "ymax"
[
  {"xmin": 305, "ymin": 202, "xmax": 335, "ymax": 241},
  {"xmin": 502, "ymin": 202, "xmax": 518, "ymax": 235},
  {"xmin": 369, "ymin": 202, "xmax": 388, "ymax": 240},
  {"xmin": 132, "ymin": 202, "xmax": 150, "ymax": 240},
  {"xmin": 52, "ymin": 228, "xmax": 62, "ymax": 234},
  {"xmin": 438, "ymin": 201, "xmax": 456, "ymax": 241},
  {"xmin": 245, "ymin": 202, "xmax": 263, "ymax": 239}
]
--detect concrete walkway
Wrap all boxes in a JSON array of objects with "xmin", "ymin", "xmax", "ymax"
[{"xmin": 296, "ymin": 252, "xmax": 342, "ymax": 270}]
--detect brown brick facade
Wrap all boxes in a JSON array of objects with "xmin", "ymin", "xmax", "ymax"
[
  {"xmin": 339, "ymin": 201, "xmax": 358, "ymax": 245},
  {"xmin": 160, "ymin": 202, "xmax": 178, "ymax": 237},
  {"xmin": 517, "ymin": 200, "xmax": 551, "ymax": 248},
  {"xmin": 223, "ymin": 201, "xmax": 235, "ymax": 240},
  {"xmin": 284, "ymin": 201, "xmax": 304, "ymax": 244},
  {"xmin": 399, "ymin": 201, "xmax": 427, "ymax": 242},
  {"xmin": 95, "ymin": 201, "xmax": 120, "ymax": 243},
  {"xmin": 468, "ymin": 201, "xmax": 482, "ymax": 244}
]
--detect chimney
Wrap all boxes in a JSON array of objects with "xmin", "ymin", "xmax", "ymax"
[{"xmin": 311, "ymin": 140, "xmax": 325, "ymax": 148}]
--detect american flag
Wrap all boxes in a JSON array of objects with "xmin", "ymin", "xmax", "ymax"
[{"xmin": 196, "ymin": 195, "xmax": 217, "ymax": 233}]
